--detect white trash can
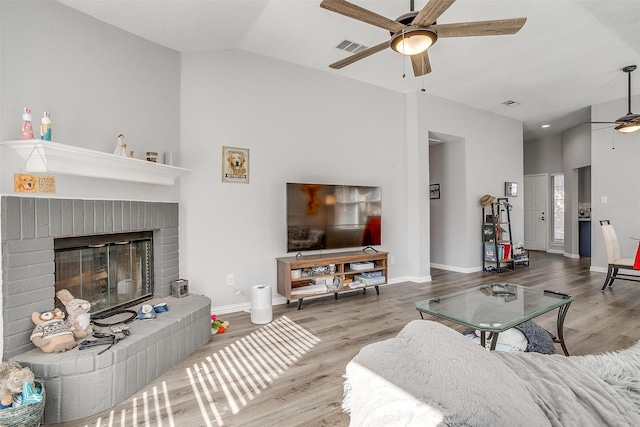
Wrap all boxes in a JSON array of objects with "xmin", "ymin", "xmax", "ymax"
[{"xmin": 251, "ymin": 284, "xmax": 273, "ymax": 324}]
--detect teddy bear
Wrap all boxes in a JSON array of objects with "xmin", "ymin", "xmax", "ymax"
[
  {"xmin": 56, "ymin": 289, "xmax": 93, "ymax": 339},
  {"xmin": 30, "ymin": 308, "xmax": 78, "ymax": 353},
  {"xmin": 0, "ymin": 361, "xmax": 35, "ymax": 408}
]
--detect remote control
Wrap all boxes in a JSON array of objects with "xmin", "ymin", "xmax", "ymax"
[{"xmin": 544, "ymin": 289, "xmax": 571, "ymax": 298}]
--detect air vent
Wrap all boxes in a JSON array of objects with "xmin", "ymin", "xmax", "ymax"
[
  {"xmin": 501, "ymin": 100, "xmax": 520, "ymax": 107},
  {"xmin": 335, "ymin": 39, "xmax": 368, "ymax": 54}
]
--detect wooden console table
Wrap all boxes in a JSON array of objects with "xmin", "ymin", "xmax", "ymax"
[{"xmin": 276, "ymin": 250, "xmax": 388, "ymax": 309}]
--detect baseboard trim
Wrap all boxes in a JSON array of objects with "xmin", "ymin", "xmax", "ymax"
[
  {"xmin": 431, "ymin": 263, "xmax": 482, "ymax": 274},
  {"xmin": 210, "ymin": 278, "xmax": 422, "ymax": 315}
]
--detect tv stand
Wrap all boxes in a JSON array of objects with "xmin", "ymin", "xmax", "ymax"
[{"xmin": 276, "ymin": 250, "xmax": 388, "ymax": 309}]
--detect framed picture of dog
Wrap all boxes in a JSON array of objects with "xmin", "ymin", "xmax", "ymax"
[{"xmin": 222, "ymin": 146, "xmax": 250, "ymax": 183}]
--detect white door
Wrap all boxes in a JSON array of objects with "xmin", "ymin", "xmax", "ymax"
[{"xmin": 524, "ymin": 174, "xmax": 548, "ymax": 251}]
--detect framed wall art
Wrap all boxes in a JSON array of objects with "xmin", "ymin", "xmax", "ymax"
[
  {"xmin": 505, "ymin": 181, "xmax": 518, "ymax": 197},
  {"xmin": 222, "ymin": 146, "xmax": 250, "ymax": 183},
  {"xmin": 429, "ymin": 183, "xmax": 440, "ymax": 199}
]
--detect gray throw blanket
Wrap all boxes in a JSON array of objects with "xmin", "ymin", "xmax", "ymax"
[
  {"xmin": 344, "ymin": 320, "xmax": 640, "ymax": 426},
  {"xmin": 463, "ymin": 320, "xmax": 556, "ymax": 354}
]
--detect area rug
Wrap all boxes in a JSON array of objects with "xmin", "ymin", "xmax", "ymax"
[{"xmin": 80, "ymin": 315, "xmax": 320, "ymax": 427}]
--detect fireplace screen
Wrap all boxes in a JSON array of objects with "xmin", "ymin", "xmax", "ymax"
[{"xmin": 54, "ymin": 232, "xmax": 153, "ymax": 315}]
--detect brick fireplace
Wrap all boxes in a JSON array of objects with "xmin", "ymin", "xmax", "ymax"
[
  {"xmin": 0, "ymin": 195, "xmax": 211, "ymax": 423},
  {"xmin": 1, "ymin": 196, "xmax": 181, "ymax": 359}
]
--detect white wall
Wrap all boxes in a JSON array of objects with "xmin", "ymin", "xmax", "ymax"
[
  {"xmin": 429, "ymin": 137, "xmax": 467, "ymax": 271},
  {"xmin": 179, "ymin": 50, "xmax": 409, "ymax": 310},
  {"xmin": 416, "ymin": 95, "xmax": 524, "ymax": 270},
  {"xmin": 591, "ymin": 95, "xmax": 640, "ymax": 271},
  {"xmin": 524, "ymin": 134, "xmax": 563, "ymax": 175},
  {"xmin": 0, "ymin": 0, "xmax": 181, "ymax": 201},
  {"xmin": 562, "ymin": 123, "xmax": 591, "ymax": 257},
  {"xmin": 0, "ymin": 0, "xmax": 182, "ymax": 356}
]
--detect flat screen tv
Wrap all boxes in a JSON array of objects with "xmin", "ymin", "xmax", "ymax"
[{"xmin": 286, "ymin": 183, "xmax": 381, "ymax": 253}]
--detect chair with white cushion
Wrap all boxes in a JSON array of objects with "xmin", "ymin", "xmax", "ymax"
[{"xmin": 600, "ymin": 220, "xmax": 639, "ymax": 291}]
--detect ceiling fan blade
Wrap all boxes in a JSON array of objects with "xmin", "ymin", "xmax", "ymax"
[
  {"xmin": 411, "ymin": 51, "xmax": 432, "ymax": 77},
  {"xmin": 320, "ymin": 0, "xmax": 405, "ymax": 33},
  {"xmin": 412, "ymin": 0, "xmax": 456, "ymax": 27},
  {"xmin": 434, "ymin": 18, "xmax": 527, "ymax": 37},
  {"xmin": 329, "ymin": 41, "xmax": 389, "ymax": 69},
  {"xmin": 588, "ymin": 121, "xmax": 617, "ymax": 124}
]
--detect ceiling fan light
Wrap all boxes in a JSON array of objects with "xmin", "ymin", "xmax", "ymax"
[
  {"xmin": 615, "ymin": 122, "xmax": 640, "ymax": 133},
  {"xmin": 390, "ymin": 27, "xmax": 437, "ymax": 56}
]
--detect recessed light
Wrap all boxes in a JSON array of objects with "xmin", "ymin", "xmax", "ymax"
[
  {"xmin": 541, "ymin": 124, "xmax": 550, "ymax": 128},
  {"xmin": 501, "ymin": 100, "xmax": 520, "ymax": 106}
]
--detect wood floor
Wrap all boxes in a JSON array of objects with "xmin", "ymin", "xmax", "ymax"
[{"xmin": 52, "ymin": 252, "xmax": 640, "ymax": 427}]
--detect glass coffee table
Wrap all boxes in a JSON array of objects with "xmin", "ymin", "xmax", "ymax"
[{"xmin": 415, "ymin": 283, "xmax": 574, "ymax": 355}]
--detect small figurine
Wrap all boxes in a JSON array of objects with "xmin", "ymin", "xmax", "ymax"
[
  {"xmin": 20, "ymin": 107, "xmax": 34, "ymax": 140},
  {"xmin": 114, "ymin": 134, "xmax": 127, "ymax": 156},
  {"xmin": 40, "ymin": 111, "xmax": 51, "ymax": 141}
]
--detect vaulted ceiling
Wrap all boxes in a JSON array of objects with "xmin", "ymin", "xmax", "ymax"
[{"xmin": 58, "ymin": 0, "xmax": 640, "ymax": 140}]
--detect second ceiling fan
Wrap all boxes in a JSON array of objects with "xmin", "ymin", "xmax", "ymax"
[{"xmin": 320, "ymin": 0, "xmax": 527, "ymax": 77}]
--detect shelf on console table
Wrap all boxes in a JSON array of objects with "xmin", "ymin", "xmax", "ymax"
[
  {"xmin": 277, "ymin": 250, "xmax": 388, "ymax": 310},
  {"xmin": 1, "ymin": 140, "xmax": 190, "ymax": 185}
]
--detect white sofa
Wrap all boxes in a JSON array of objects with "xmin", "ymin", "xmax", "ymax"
[{"xmin": 343, "ymin": 320, "xmax": 640, "ymax": 426}]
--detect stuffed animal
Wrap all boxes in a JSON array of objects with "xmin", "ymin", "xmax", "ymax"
[
  {"xmin": 0, "ymin": 361, "xmax": 35, "ymax": 408},
  {"xmin": 56, "ymin": 289, "xmax": 93, "ymax": 339},
  {"xmin": 211, "ymin": 314, "xmax": 229, "ymax": 335},
  {"xmin": 30, "ymin": 308, "xmax": 78, "ymax": 353}
]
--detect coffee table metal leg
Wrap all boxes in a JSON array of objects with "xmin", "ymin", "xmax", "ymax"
[
  {"xmin": 556, "ymin": 302, "xmax": 572, "ymax": 356},
  {"xmin": 489, "ymin": 333, "xmax": 499, "ymax": 351}
]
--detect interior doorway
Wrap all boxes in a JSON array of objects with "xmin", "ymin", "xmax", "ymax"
[
  {"xmin": 524, "ymin": 174, "xmax": 549, "ymax": 251},
  {"xmin": 429, "ymin": 131, "xmax": 466, "ymax": 270}
]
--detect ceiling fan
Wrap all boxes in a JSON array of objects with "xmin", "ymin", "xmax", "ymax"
[
  {"xmin": 320, "ymin": 0, "xmax": 527, "ymax": 77},
  {"xmin": 589, "ymin": 65, "xmax": 640, "ymax": 134}
]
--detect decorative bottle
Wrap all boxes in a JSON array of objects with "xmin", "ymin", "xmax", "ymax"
[
  {"xmin": 40, "ymin": 111, "xmax": 51, "ymax": 141},
  {"xmin": 20, "ymin": 107, "xmax": 34, "ymax": 140}
]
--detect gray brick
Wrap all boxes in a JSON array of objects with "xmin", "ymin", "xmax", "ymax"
[
  {"xmin": 5, "ymin": 248, "xmax": 52, "ymax": 268},
  {"xmin": 6, "ymin": 287, "xmax": 54, "ymax": 309},
  {"xmin": 35, "ymin": 198, "xmax": 50, "ymax": 238},
  {"xmin": 138, "ymin": 202, "xmax": 146, "ymax": 229},
  {"xmin": 2, "ymin": 196, "xmax": 21, "ymax": 240},
  {"xmin": 4, "ymin": 237, "xmax": 53, "ymax": 253},
  {"xmin": 42, "ymin": 377, "xmax": 63, "ymax": 424},
  {"xmin": 122, "ymin": 201, "xmax": 131, "ymax": 231},
  {"xmin": 94, "ymin": 200, "xmax": 105, "ymax": 233},
  {"xmin": 21, "ymin": 197, "xmax": 36, "ymax": 239},
  {"xmin": 84, "ymin": 200, "xmax": 95, "ymax": 235},
  {"xmin": 112, "ymin": 361, "xmax": 127, "ymax": 402},
  {"xmin": 148, "ymin": 202, "xmax": 158, "ymax": 228},
  {"xmin": 3, "ymin": 275, "xmax": 53, "ymax": 295},
  {"xmin": 49, "ymin": 198, "xmax": 62, "ymax": 237},
  {"xmin": 104, "ymin": 200, "xmax": 114, "ymax": 232},
  {"xmin": 130, "ymin": 201, "xmax": 139, "ymax": 230},
  {"xmin": 164, "ymin": 203, "xmax": 179, "ymax": 228},
  {"xmin": 5, "ymin": 263, "xmax": 54, "ymax": 281},
  {"xmin": 113, "ymin": 200, "xmax": 122, "ymax": 232},
  {"xmin": 76, "ymin": 354, "xmax": 95, "ymax": 373},
  {"xmin": 59, "ymin": 357, "xmax": 77, "ymax": 376},
  {"xmin": 73, "ymin": 199, "xmax": 84, "ymax": 235},
  {"xmin": 61, "ymin": 199, "xmax": 73, "ymax": 236}
]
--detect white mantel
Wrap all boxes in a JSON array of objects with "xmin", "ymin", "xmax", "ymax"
[{"xmin": 2, "ymin": 140, "xmax": 190, "ymax": 185}]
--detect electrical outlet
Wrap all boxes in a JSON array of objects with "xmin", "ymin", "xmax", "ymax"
[
  {"xmin": 390, "ymin": 255, "xmax": 396, "ymax": 264},
  {"xmin": 226, "ymin": 274, "xmax": 235, "ymax": 286}
]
